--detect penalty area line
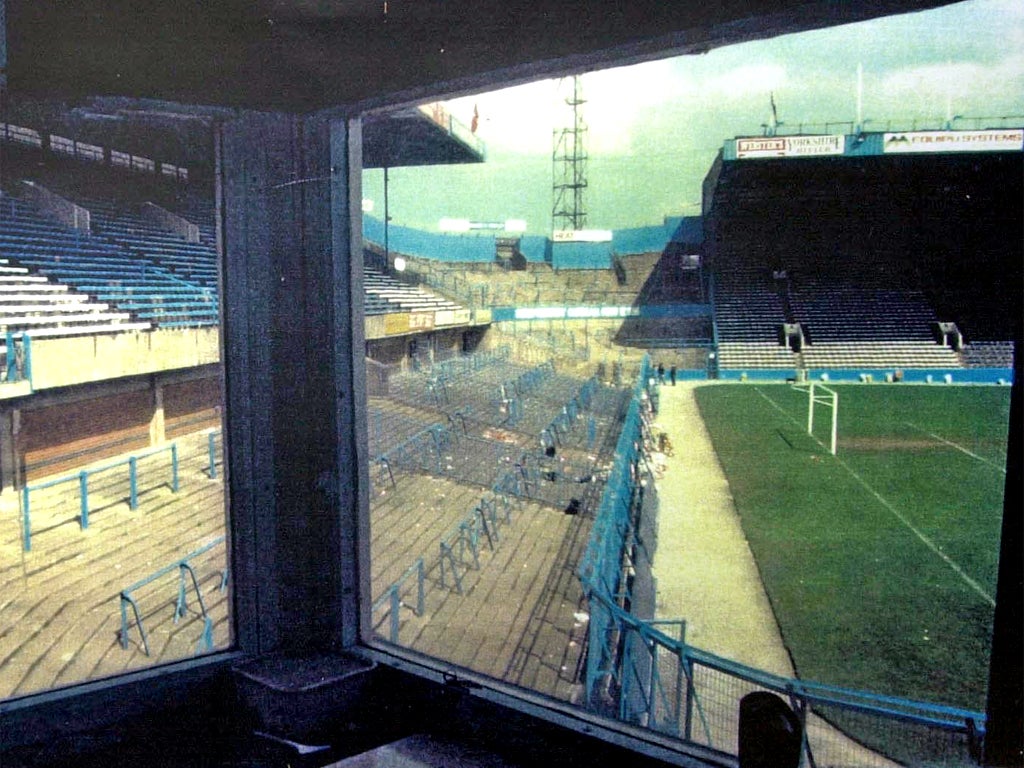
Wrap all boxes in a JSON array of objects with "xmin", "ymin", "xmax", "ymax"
[
  {"xmin": 903, "ymin": 421, "xmax": 1007, "ymax": 475},
  {"xmin": 754, "ymin": 388, "xmax": 996, "ymax": 608}
]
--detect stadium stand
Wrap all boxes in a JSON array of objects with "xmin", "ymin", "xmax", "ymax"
[
  {"xmin": 705, "ymin": 151, "xmax": 1019, "ymax": 373},
  {"xmin": 0, "ymin": 192, "xmax": 216, "ymax": 329},
  {"xmin": 2, "ymin": 3, "xmax": 1020, "ymax": 768},
  {"xmin": 358, "ymin": 347, "xmax": 630, "ymax": 695},
  {"xmin": 83, "ymin": 197, "xmax": 219, "ymax": 290},
  {"xmin": 712, "ymin": 266, "xmax": 797, "ymax": 370},
  {"xmin": 395, "ymin": 250, "xmax": 667, "ymax": 310},
  {"xmin": 0, "ymin": 255, "xmax": 148, "ymax": 338},
  {"xmin": 961, "ymin": 340, "xmax": 1015, "ymax": 368},
  {"xmin": 364, "ymin": 266, "xmax": 464, "ymax": 315}
]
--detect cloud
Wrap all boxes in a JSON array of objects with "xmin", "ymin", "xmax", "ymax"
[
  {"xmin": 447, "ymin": 79, "xmax": 562, "ymax": 155},
  {"xmin": 701, "ymin": 63, "xmax": 788, "ymax": 99},
  {"xmin": 878, "ymin": 54, "xmax": 1024, "ymax": 116}
]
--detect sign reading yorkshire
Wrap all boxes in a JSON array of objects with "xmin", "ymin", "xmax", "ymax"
[{"xmin": 736, "ymin": 134, "xmax": 845, "ymax": 159}]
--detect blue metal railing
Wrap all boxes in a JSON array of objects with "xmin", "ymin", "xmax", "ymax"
[
  {"xmin": 206, "ymin": 429, "xmax": 222, "ymax": 479},
  {"xmin": 378, "ymin": 423, "xmax": 454, "ymax": 478},
  {"xmin": 591, "ymin": 583, "xmax": 985, "ymax": 761},
  {"xmin": 21, "ymin": 441, "xmax": 180, "ymax": 551},
  {"xmin": 439, "ymin": 512, "xmax": 483, "ymax": 595},
  {"xmin": 119, "ymin": 536, "xmax": 228, "ymax": 657},
  {"xmin": 540, "ymin": 376, "xmax": 597, "ymax": 448},
  {"xmin": 496, "ymin": 359, "xmax": 555, "ymax": 426},
  {"xmin": 371, "ymin": 557, "xmax": 425, "ymax": 643}
]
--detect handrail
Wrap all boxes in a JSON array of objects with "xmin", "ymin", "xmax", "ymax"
[{"xmin": 21, "ymin": 441, "xmax": 179, "ymax": 551}]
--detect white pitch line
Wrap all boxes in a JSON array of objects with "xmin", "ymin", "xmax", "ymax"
[
  {"xmin": 903, "ymin": 421, "xmax": 1007, "ymax": 475},
  {"xmin": 754, "ymin": 387, "xmax": 996, "ymax": 608}
]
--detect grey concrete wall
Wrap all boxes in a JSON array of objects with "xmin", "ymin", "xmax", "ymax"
[{"xmin": 29, "ymin": 327, "xmax": 220, "ymax": 392}]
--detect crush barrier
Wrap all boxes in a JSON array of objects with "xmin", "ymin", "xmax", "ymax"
[
  {"xmin": 377, "ymin": 424, "xmax": 455, "ymax": 479},
  {"xmin": 439, "ymin": 494, "xmax": 513, "ymax": 594},
  {"xmin": 371, "ymin": 558, "xmax": 425, "ymax": 643},
  {"xmin": 540, "ymin": 376, "xmax": 598, "ymax": 451},
  {"xmin": 373, "ymin": 493, "xmax": 515, "ymax": 646},
  {"xmin": 118, "ymin": 536, "xmax": 228, "ymax": 657},
  {"xmin": 206, "ymin": 428, "xmax": 223, "ymax": 478},
  {"xmin": 497, "ymin": 360, "xmax": 555, "ymax": 426},
  {"xmin": 576, "ymin": 355, "xmax": 986, "ymax": 765},
  {"xmin": 20, "ymin": 441, "xmax": 180, "ymax": 551},
  {"xmin": 423, "ymin": 347, "xmax": 514, "ymax": 406}
]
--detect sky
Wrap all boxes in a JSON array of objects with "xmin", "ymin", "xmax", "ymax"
[{"xmin": 362, "ymin": 0, "xmax": 1024, "ymax": 235}]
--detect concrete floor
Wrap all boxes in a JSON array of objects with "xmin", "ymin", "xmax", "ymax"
[{"xmin": 649, "ymin": 382, "xmax": 795, "ymax": 677}]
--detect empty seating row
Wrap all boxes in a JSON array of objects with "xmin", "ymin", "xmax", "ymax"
[
  {"xmin": 801, "ymin": 341, "xmax": 962, "ymax": 369},
  {"xmin": 364, "ymin": 267, "xmax": 464, "ymax": 316},
  {"xmin": 0, "ymin": 258, "xmax": 150, "ymax": 339},
  {"xmin": 76, "ymin": 196, "xmax": 219, "ymax": 291},
  {"xmin": 789, "ymin": 284, "xmax": 938, "ymax": 343},
  {"xmin": 0, "ymin": 193, "xmax": 216, "ymax": 328},
  {"xmin": 717, "ymin": 341, "xmax": 797, "ymax": 370},
  {"xmin": 713, "ymin": 268, "xmax": 787, "ymax": 344},
  {"xmin": 960, "ymin": 341, "xmax": 1014, "ymax": 368}
]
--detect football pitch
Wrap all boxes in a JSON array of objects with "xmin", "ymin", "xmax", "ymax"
[{"xmin": 693, "ymin": 383, "xmax": 1011, "ymax": 713}]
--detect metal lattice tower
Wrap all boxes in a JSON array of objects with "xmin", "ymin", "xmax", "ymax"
[{"xmin": 552, "ymin": 75, "xmax": 588, "ymax": 232}]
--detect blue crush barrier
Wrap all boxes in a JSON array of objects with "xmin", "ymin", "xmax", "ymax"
[
  {"xmin": 439, "ymin": 513, "xmax": 483, "ymax": 595},
  {"xmin": 370, "ymin": 495, "xmax": 516, "ymax": 647},
  {"xmin": 20, "ymin": 441, "xmax": 180, "ymax": 552},
  {"xmin": 438, "ymin": 493, "xmax": 514, "ymax": 595},
  {"xmin": 377, "ymin": 424, "xmax": 454, "ymax": 477},
  {"xmin": 371, "ymin": 557, "xmax": 425, "ymax": 644},
  {"xmin": 540, "ymin": 376, "xmax": 598, "ymax": 449},
  {"xmin": 206, "ymin": 429, "xmax": 222, "ymax": 479},
  {"xmin": 497, "ymin": 360, "xmax": 556, "ymax": 426},
  {"xmin": 119, "ymin": 536, "xmax": 228, "ymax": 657}
]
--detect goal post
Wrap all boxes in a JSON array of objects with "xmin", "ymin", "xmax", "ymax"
[{"xmin": 794, "ymin": 382, "xmax": 839, "ymax": 455}]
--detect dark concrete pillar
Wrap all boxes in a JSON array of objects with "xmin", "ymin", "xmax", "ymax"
[{"xmin": 219, "ymin": 111, "xmax": 366, "ymax": 656}]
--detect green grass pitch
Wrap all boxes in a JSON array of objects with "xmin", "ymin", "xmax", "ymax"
[{"xmin": 693, "ymin": 383, "xmax": 1010, "ymax": 712}]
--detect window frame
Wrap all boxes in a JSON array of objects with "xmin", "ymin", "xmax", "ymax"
[{"xmin": 0, "ymin": 37, "xmax": 1019, "ymax": 768}]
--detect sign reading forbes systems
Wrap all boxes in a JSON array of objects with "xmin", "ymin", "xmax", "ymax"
[{"xmin": 883, "ymin": 129, "xmax": 1024, "ymax": 154}]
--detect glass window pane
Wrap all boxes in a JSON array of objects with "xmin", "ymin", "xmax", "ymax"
[
  {"xmin": 0, "ymin": 102, "xmax": 229, "ymax": 699},
  {"xmin": 361, "ymin": 3, "xmax": 1018, "ymax": 763}
]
